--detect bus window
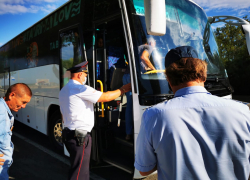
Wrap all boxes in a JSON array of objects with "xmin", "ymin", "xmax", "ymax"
[
  {"xmin": 60, "ymin": 28, "xmax": 83, "ymax": 87},
  {"xmin": 83, "ymin": 31, "xmax": 95, "ymax": 87},
  {"xmin": 0, "ymin": 73, "xmax": 4, "ymax": 97}
]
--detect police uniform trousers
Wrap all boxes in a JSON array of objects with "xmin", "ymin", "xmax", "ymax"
[{"xmin": 63, "ymin": 129, "xmax": 92, "ymax": 180}]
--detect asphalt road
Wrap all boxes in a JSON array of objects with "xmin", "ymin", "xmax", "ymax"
[{"xmin": 8, "ymin": 121, "xmax": 135, "ymax": 180}]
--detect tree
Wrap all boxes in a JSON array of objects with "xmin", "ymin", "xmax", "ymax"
[{"xmin": 214, "ymin": 15, "xmax": 250, "ymax": 95}]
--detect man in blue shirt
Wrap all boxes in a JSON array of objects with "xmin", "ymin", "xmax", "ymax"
[
  {"xmin": 134, "ymin": 46, "xmax": 250, "ymax": 180},
  {"xmin": 0, "ymin": 83, "xmax": 32, "ymax": 180}
]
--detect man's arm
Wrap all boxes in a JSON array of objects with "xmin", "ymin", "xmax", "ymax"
[
  {"xmin": 141, "ymin": 50, "xmax": 156, "ymax": 70},
  {"xmin": 97, "ymin": 83, "xmax": 131, "ymax": 102},
  {"xmin": 134, "ymin": 110, "xmax": 157, "ymax": 176},
  {"xmin": 139, "ymin": 165, "xmax": 157, "ymax": 176}
]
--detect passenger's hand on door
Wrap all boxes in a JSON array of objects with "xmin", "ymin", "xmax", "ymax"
[
  {"xmin": 120, "ymin": 83, "xmax": 131, "ymax": 94},
  {"xmin": 0, "ymin": 154, "xmax": 5, "ymax": 166}
]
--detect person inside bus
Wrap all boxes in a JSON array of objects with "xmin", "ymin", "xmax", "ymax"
[
  {"xmin": 138, "ymin": 37, "xmax": 156, "ymax": 74},
  {"xmin": 59, "ymin": 61, "xmax": 131, "ymax": 180},
  {"xmin": 134, "ymin": 46, "xmax": 250, "ymax": 180},
  {"xmin": 122, "ymin": 62, "xmax": 133, "ymax": 141},
  {"xmin": 0, "ymin": 83, "xmax": 32, "ymax": 180}
]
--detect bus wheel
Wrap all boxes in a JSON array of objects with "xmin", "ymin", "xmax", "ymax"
[{"xmin": 49, "ymin": 111, "xmax": 63, "ymax": 152}]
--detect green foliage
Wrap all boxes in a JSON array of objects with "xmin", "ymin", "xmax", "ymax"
[
  {"xmin": 214, "ymin": 15, "xmax": 250, "ymax": 95},
  {"xmin": 62, "ymin": 58, "xmax": 74, "ymax": 70}
]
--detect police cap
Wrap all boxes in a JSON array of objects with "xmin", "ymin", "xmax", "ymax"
[
  {"xmin": 165, "ymin": 46, "xmax": 199, "ymax": 68},
  {"xmin": 67, "ymin": 61, "xmax": 88, "ymax": 73}
]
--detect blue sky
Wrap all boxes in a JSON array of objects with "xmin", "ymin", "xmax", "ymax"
[
  {"xmin": 0, "ymin": 0, "xmax": 249, "ymax": 47},
  {"xmin": 194, "ymin": 0, "xmax": 250, "ymax": 29},
  {"xmin": 0, "ymin": 0, "xmax": 68, "ymax": 47}
]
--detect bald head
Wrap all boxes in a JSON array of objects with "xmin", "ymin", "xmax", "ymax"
[
  {"xmin": 5, "ymin": 83, "xmax": 32, "ymax": 99},
  {"xmin": 4, "ymin": 83, "xmax": 32, "ymax": 112}
]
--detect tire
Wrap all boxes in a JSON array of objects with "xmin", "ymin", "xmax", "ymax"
[{"xmin": 49, "ymin": 110, "xmax": 64, "ymax": 152}]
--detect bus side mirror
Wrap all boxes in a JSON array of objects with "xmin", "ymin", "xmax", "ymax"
[
  {"xmin": 242, "ymin": 24, "xmax": 250, "ymax": 55},
  {"xmin": 144, "ymin": 0, "xmax": 166, "ymax": 36}
]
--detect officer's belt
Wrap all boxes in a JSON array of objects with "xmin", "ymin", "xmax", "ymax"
[{"xmin": 63, "ymin": 128, "xmax": 90, "ymax": 135}]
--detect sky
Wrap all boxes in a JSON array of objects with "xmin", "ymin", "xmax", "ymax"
[
  {"xmin": 0, "ymin": 0, "xmax": 250, "ymax": 47},
  {"xmin": 0, "ymin": 0, "xmax": 68, "ymax": 47}
]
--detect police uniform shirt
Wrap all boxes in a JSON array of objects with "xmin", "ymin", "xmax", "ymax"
[{"xmin": 59, "ymin": 79, "xmax": 103, "ymax": 132}]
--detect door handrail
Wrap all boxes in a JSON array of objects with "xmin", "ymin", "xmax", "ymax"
[{"xmin": 97, "ymin": 80, "xmax": 104, "ymax": 117}]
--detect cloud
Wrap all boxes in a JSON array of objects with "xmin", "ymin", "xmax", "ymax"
[
  {"xmin": 237, "ymin": 9, "xmax": 249, "ymax": 17},
  {"xmin": 193, "ymin": 0, "xmax": 250, "ymax": 11},
  {"xmin": 210, "ymin": 22, "xmax": 225, "ymax": 30},
  {"xmin": 40, "ymin": 4, "xmax": 57, "ymax": 13},
  {"xmin": 0, "ymin": 0, "xmax": 25, "ymax": 4},
  {"xmin": 0, "ymin": 0, "xmax": 67, "ymax": 15}
]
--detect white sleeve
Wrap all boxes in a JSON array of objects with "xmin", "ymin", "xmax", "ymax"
[{"xmin": 77, "ymin": 85, "xmax": 103, "ymax": 103}]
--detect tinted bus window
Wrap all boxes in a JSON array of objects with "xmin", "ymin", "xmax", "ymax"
[{"xmin": 60, "ymin": 28, "xmax": 83, "ymax": 86}]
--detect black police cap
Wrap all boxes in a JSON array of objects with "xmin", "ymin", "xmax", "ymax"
[
  {"xmin": 67, "ymin": 61, "xmax": 88, "ymax": 73},
  {"xmin": 165, "ymin": 46, "xmax": 199, "ymax": 68}
]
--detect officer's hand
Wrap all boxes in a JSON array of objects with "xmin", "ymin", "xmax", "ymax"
[
  {"xmin": 121, "ymin": 83, "xmax": 131, "ymax": 93},
  {"xmin": 0, "ymin": 154, "xmax": 5, "ymax": 166}
]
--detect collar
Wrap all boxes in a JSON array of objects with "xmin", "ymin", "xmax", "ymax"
[
  {"xmin": 174, "ymin": 86, "xmax": 211, "ymax": 98},
  {"xmin": 0, "ymin": 98, "xmax": 13, "ymax": 117},
  {"xmin": 70, "ymin": 79, "xmax": 82, "ymax": 85}
]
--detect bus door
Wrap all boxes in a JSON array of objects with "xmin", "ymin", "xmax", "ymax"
[{"xmin": 94, "ymin": 17, "xmax": 134, "ymax": 174}]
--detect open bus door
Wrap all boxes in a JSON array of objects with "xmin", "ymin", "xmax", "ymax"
[{"xmin": 92, "ymin": 16, "xmax": 134, "ymax": 175}]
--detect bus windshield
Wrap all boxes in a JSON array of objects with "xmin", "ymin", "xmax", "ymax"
[{"xmin": 129, "ymin": 0, "xmax": 229, "ymax": 97}]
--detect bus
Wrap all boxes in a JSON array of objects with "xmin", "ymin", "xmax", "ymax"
[{"xmin": 0, "ymin": 0, "xmax": 249, "ymax": 179}]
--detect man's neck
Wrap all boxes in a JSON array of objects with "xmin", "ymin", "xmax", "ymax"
[
  {"xmin": 172, "ymin": 81, "xmax": 204, "ymax": 94},
  {"xmin": 71, "ymin": 78, "xmax": 83, "ymax": 85}
]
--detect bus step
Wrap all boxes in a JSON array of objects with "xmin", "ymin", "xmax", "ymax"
[
  {"xmin": 102, "ymin": 156, "xmax": 134, "ymax": 174},
  {"xmin": 115, "ymin": 136, "xmax": 133, "ymax": 148}
]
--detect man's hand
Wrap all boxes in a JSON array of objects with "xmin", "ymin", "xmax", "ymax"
[
  {"xmin": 98, "ymin": 83, "xmax": 131, "ymax": 102},
  {"xmin": 120, "ymin": 83, "xmax": 131, "ymax": 94},
  {"xmin": 0, "ymin": 154, "xmax": 5, "ymax": 166}
]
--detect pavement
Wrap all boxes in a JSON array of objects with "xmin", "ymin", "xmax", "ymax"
[
  {"xmin": 9, "ymin": 134, "xmax": 69, "ymax": 180},
  {"xmin": 7, "ymin": 121, "xmax": 138, "ymax": 180}
]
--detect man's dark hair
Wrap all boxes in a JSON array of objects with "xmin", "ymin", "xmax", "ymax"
[
  {"xmin": 4, "ymin": 83, "xmax": 32, "ymax": 99},
  {"xmin": 165, "ymin": 57, "xmax": 207, "ymax": 86}
]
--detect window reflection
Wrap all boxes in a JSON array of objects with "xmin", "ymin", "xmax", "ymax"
[
  {"xmin": 60, "ymin": 28, "xmax": 82, "ymax": 86},
  {"xmin": 130, "ymin": 0, "xmax": 227, "ymax": 95}
]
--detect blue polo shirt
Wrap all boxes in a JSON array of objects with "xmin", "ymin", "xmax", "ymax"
[
  {"xmin": 135, "ymin": 86, "xmax": 250, "ymax": 180},
  {"xmin": 0, "ymin": 98, "xmax": 14, "ymax": 180}
]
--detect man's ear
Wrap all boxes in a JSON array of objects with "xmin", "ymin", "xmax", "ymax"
[
  {"xmin": 77, "ymin": 73, "xmax": 82, "ymax": 79},
  {"xmin": 9, "ymin": 92, "xmax": 15, "ymax": 100}
]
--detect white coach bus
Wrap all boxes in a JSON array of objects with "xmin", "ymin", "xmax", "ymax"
[{"xmin": 0, "ymin": 0, "xmax": 249, "ymax": 179}]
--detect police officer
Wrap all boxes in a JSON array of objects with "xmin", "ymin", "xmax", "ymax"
[{"xmin": 59, "ymin": 61, "xmax": 131, "ymax": 180}]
